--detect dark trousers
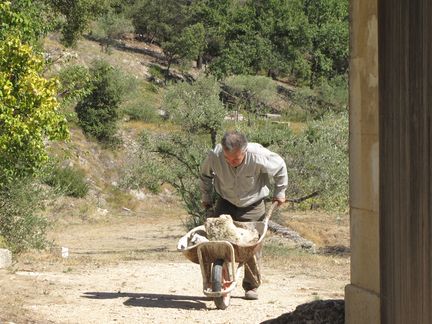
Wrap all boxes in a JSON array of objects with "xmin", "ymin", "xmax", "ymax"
[
  {"xmin": 214, "ymin": 197, "xmax": 265, "ymax": 222},
  {"xmin": 212, "ymin": 197, "xmax": 265, "ymax": 290}
]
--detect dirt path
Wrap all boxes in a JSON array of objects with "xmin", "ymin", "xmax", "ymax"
[
  {"xmin": 0, "ymin": 206, "xmax": 349, "ymax": 323},
  {"xmin": 4, "ymin": 262, "xmax": 344, "ymax": 324}
]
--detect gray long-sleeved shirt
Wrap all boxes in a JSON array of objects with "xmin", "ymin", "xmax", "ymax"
[{"xmin": 200, "ymin": 143, "xmax": 288, "ymax": 208}]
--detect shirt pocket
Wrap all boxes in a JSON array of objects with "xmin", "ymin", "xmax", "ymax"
[{"xmin": 239, "ymin": 175, "xmax": 255, "ymax": 192}]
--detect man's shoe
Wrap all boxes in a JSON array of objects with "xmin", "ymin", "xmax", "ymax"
[{"xmin": 244, "ymin": 288, "xmax": 258, "ymax": 300}]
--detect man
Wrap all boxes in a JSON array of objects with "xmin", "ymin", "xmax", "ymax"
[{"xmin": 200, "ymin": 130, "xmax": 288, "ymax": 300}]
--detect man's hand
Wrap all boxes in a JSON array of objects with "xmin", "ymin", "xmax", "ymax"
[
  {"xmin": 202, "ymin": 202, "xmax": 214, "ymax": 218},
  {"xmin": 202, "ymin": 201, "xmax": 213, "ymax": 209},
  {"xmin": 273, "ymin": 197, "xmax": 285, "ymax": 206}
]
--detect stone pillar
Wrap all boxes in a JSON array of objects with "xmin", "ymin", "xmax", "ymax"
[{"xmin": 345, "ymin": 0, "xmax": 380, "ymax": 323}]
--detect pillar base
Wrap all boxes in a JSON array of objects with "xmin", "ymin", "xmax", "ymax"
[{"xmin": 345, "ymin": 284, "xmax": 380, "ymax": 324}]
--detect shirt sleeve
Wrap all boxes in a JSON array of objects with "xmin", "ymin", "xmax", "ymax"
[
  {"xmin": 261, "ymin": 152, "xmax": 288, "ymax": 199},
  {"xmin": 199, "ymin": 152, "xmax": 214, "ymax": 204}
]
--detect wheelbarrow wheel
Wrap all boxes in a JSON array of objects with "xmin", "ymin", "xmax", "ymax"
[{"xmin": 212, "ymin": 259, "xmax": 231, "ymax": 310}]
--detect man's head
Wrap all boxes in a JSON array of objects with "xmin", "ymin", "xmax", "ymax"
[{"xmin": 221, "ymin": 131, "xmax": 247, "ymax": 167}]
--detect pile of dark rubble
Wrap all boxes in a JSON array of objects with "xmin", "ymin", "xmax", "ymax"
[{"xmin": 261, "ymin": 299, "xmax": 345, "ymax": 324}]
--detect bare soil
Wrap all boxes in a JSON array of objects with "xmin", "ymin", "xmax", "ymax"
[{"xmin": 0, "ymin": 199, "xmax": 349, "ymax": 324}]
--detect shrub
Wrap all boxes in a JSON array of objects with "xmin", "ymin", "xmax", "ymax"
[
  {"xmin": 238, "ymin": 122, "xmax": 292, "ymax": 148},
  {"xmin": 281, "ymin": 111, "xmax": 348, "ymax": 212},
  {"xmin": 58, "ymin": 64, "xmax": 92, "ymax": 105},
  {"xmin": 75, "ymin": 60, "xmax": 134, "ymax": 145},
  {"xmin": 43, "ymin": 164, "xmax": 89, "ymax": 198},
  {"xmin": 0, "ymin": 179, "xmax": 50, "ymax": 253},
  {"xmin": 288, "ymin": 77, "xmax": 348, "ymax": 120},
  {"xmin": 123, "ymin": 103, "xmax": 159, "ymax": 122},
  {"xmin": 121, "ymin": 131, "xmax": 210, "ymax": 230},
  {"xmin": 317, "ymin": 75, "xmax": 348, "ymax": 111},
  {"xmin": 148, "ymin": 65, "xmax": 165, "ymax": 81},
  {"xmin": 121, "ymin": 80, "xmax": 161, "ymax": 122}
]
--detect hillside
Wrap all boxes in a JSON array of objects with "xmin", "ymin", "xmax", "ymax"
[
  {"xmin": 41, "ymin": 33, "xmax": 294, "ymax": 220},
  {"xmin": 42, "ymin": 34, "xmax": 169, "ymax": 219},
  {"xmin": 0, "ymin": 35, "xmax": 349, "ymax": 323}
]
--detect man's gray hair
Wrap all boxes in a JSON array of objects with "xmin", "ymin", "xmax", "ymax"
[{"xmin": 221, "ymin": 131, "xmax": 248, "ymax": 152}]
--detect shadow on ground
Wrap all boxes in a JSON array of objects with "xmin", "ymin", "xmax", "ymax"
[
  {"xmin": 261, "ymin": 299, "xmax": 344, "ymax": 324},
  {"xmin": 82, "ymin": 292, "xmax": 210, "ymax": 310}
]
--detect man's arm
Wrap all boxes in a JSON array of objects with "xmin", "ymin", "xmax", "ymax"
[
  {"xmin": 262, "ymin": 151, "xmax": 288, "ymax": 205},
  {"xmin": 199, "ymin": 153, "xmax": 214, "ymax": 208}
]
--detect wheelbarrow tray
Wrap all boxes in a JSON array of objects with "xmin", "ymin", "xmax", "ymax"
[
  {"xmin": 177, "ymin": 220, "xmax": 268, "ymax": 265},
  {"xmin": 177, "ymin": 221, "xmax": 268, "ymax": 300}
]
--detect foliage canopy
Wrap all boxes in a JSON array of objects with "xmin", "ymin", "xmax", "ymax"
[
  {"xmin": 0, "ymin": 35, "xmax": 68, "ymax": 185},
  {"xmin": 75, "ymin": 60, "xmax": 133, "ymax": 145},
  {"xmin": 163, "ymin": 77, "xmax": 226, "ymax": 146}
]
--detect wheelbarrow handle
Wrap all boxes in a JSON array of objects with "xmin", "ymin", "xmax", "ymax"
[{"xmin": 264, "ymin": 201, "xmax": 279, "ymax": 223}]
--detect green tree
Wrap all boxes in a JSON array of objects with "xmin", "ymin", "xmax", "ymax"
[
  {"xmin": 163, "ymin": 77, "xmax": 226, "ymax": 147},
  {"xmin": 0, "ymin": 1, "xmax": 69, "ymax": 253},
  {"xmin": 209, "ymin": 34, "xmax": 275, "ymax": 78},
  {"xmin": 207, "ymin": 1, "xmax": 259, "ymax": 78},
  {"xmin": 187, "ymin": 0, "xmax": 235, "ymax": 67},
  {"xmin": 75, "ymin": 60, "xmax": 132, "ymax": 145},
  {"xmin": 0, "ymin": 35, "xmax": 69, "ymax": 185},
  {"xmin": 4, "ymin": 0, "xmax": 57, "ymax": 45},
  {"xmin": 131, "ymin": 0, "xmax": 204, "ymax": 78},
  {"xmin": 91, "ymin": 8, "xmax": 134, "ymax": 52},
  {"xmin": 224, "ymin": 75, "xmax": 277, "ymax": 125},
  {"xmin": 253, "ymin": 0, "xmax": 312, "ymax": 82},
  {"xmin": 303, "ymin": 0, "xmax": 349, "ymax": 87},
  {"xmin": 206, "ymin": 0, "xmax": 309, "ymax": 80},
  {"xmin": 281, "ymin": 111, "xmax": 348, "ymax": 211},
  {"xmin": 122, "ymin": 131, "xmax": 211, "ymax": 229},
  {"xmin": 162, "ymin": 23, "xmax": 206, "ymax": 79},
  {"xmin": 131, "ymin": 0, "xmax": 189, "ymax": 43},
  {"xmin": 49, "ymin": 0, "xmax": 107, "ymax": 47}
]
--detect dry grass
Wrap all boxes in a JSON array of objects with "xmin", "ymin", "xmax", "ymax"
[
  {"xmin": 264, "ymin": 241, "xmax": 349, "ymax": 280},
  {"xmin": 45, "ymin": 35, "xmax": 151, "ymax": 79},
  {"xmin": 105, "ymin": 187, "xmax": 140, "ymax": 211},
  {"xmin": 278, "ymin": 210, "xmax": 349, "ymax": 248},
  {"xmin": 120, "ymin": 120, "xmax": 182, "ymax": 138},
  {"xmin": 289, "ymin": 121, "xmax": 307, "ymax": 134}
]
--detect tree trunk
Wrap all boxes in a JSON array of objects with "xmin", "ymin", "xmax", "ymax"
[
  {"xmin": 210, "ymin": 129, "xmax": 217, "ymax": 148},
  {"xmin": 165, "ymin": 59, "xmax": 172, "ymax": 85},
  {"xmin": 197, "ymin": 54, "xmax": 203, "ymax": 69}
]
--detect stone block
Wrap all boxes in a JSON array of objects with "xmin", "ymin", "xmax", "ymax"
[
  {"xmin": 0, "ymin": 249, "xmax": 12, "ymax": 268},
  {"xmin": 350, "ymin": 57, "xmax": 379, "ymax": 136},
  {"xmin": 350, "ymin": 0, "xmax": 378, "ymax": 60},
  {"xmin": 345, "ymin": 284, "xmax": 380, "ymax": 324},
  {"xmin": 350, "ymin": 208, "xmax": 380, "ymax": 292},
  {"xmin": 350, "ymin": 132, "xmax": 379, "ymax": 212}
]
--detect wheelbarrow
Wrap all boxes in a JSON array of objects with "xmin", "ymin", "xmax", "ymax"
[{"xmin": 177, "ymin": 202, "xmax": 278, "ymax": 310}]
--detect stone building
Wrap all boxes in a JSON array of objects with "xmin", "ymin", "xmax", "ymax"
[{"xmin": 346, "ymin": 1, "xmax": 432, "ymax": 323}]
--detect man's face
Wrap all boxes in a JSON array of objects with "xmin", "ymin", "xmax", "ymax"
[{"xmin": 223, "ymin": 148, "xmax": 246, "ymax": 167}]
